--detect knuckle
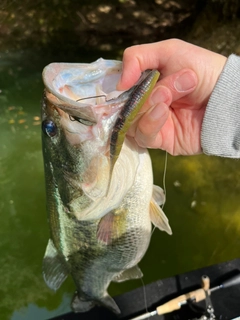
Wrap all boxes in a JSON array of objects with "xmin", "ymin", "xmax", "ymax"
[{"xmin": 122, "ymin": 45, "xmax": 139, "ymax": 58}]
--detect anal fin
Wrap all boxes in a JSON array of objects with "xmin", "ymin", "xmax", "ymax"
[{"xmin": 42, "ymin": 239, "xmax": 69, "ymax": 291}]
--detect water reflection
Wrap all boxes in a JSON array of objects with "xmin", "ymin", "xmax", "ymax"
[
  {"xmin": 1, "ymin": 50, "xmax": 240, "ymax": 320},
  {"xmin": 0, "ymin": 53, "xmax": 74, "ymax": 320},
  {"xmin": 11, "ymin": 294, "xmax": 71, "ymax": 320}
]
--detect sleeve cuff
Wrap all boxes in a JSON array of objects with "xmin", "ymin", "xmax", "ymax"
[{"xmin": 201, "ymin": 54, "xmax": 240, "ymax": 158}]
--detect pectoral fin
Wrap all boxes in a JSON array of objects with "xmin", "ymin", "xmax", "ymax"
[
  {"xmin": 150, "ymin": 200, "xmax": 172, "ymax": 235},
  {"xmin": 97, "ymin": 210, "xmax": 127, "ymax": 245},
  {"xmin": 42, "ymin": 239, "xmax": 69, "ymax": 291},
  {"xmin": 113, "ymin": 265, "xmax": 143, "ymax": 282},
  {"xmin": 97, "ymin": 212, "xmax": 115, "ymax": 245}
]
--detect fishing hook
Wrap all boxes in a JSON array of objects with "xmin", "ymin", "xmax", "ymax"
[{"xmin": 76, "ymin": 94, "xmax": 107, "ymax": 102}]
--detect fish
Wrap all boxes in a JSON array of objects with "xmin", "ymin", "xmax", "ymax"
[{"xmin": 41, "ymin": 58, "xmax": 172, "ymax": 314}]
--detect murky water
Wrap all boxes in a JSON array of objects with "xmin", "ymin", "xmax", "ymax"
[{"xmin": 1, "ymin": 48, "xmax": 240, "ymax": 320}]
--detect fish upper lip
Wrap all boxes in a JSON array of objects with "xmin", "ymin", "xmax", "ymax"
[{"xmin": 42, "ymin": 60, "xmax": 134, "ymax": 127}]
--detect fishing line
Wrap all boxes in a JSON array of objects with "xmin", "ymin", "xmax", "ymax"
[
  {"xmin": 76, "ymin": 93, "xmax": 123, "ymax": 102},
  {"xmin": 139, "ymin": 277, "xmax": 149, "ymax": 319},
  {"xmin": 151, "ymin": 151, "xmax": 168, "ymax": 238},
  {"xmin": 76, "ymin": 94, "xmax": 107, "ymax": 102},
  {"xmin": 162, "ymin": 151, "xmax": 168, "ymax": 209}
]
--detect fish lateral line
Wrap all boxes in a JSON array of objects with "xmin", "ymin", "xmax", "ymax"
[{"xmin": 110, "ymin": 69, "xmax": 160, "ymax": 169}]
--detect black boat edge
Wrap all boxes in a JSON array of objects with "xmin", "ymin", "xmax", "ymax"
[{"xmin": 50, "ymin": 258, "xmax": 240, "ymax": 320}]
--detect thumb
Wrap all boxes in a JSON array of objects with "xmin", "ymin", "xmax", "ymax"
[{"xmin": 152, "ymin": 69, "xmax": 198, "ymax": 104}]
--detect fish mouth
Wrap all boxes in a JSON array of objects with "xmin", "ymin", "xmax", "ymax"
[
  {"xmin": 42, "ymin": 59, "xmax": 159, "ymax": 168},
  {"xmin": 42, "ymin": 59, "xmax": 128, "ymax": 124}
]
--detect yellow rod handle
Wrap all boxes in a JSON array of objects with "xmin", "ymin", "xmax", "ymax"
[
  {"xmin": 156, "ymin": 288, "xmax": 209, "ymax": 315},
  {"xmin": 201, "ymin": 275, "xmax": 210, "ymax": 290}
]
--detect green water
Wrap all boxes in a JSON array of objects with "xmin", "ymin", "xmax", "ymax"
[{"xmin": 1, "ymin": 49, "xmax": 240, "ymax": 320}]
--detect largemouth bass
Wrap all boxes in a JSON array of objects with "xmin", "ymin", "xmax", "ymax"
[{"xmin": 41, "ymin": 58, "xmax": 172, "ymax": 314}]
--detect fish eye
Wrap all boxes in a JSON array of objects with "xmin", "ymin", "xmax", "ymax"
[
  {"xmin": 69, "ymin": 115, "xmax": 94, "ymax": 126},
  {"xmin": 42, "ymin": 119, "xmax": 57, "ymax": 137}
]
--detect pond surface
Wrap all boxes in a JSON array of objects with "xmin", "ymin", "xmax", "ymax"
[{"xmin": 1, "ymin": 48, "xmax": 240, "ymax": 320}]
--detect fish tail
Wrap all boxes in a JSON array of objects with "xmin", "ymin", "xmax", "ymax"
[{"xmin": 71, "ymin": 292, "xmax": 121, "ymax": 314}]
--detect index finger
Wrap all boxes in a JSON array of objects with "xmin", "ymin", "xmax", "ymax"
[{"xmin": 117, "ymin": 41, "xmax": 173, "ymax": 90}]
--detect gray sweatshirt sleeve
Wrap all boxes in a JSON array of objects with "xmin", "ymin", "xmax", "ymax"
[{"xmin": 201, "ymin": 54, "xmax": 240, "ymax": 158}]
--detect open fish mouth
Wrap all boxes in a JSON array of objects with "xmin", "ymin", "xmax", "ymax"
[
  {"xmin": 42, "ymin": 58, "xmax": 129, "ymax": 124},
  {"xmin": 42, "ymin": 58, "xmax": 160, "ymax": 169}
]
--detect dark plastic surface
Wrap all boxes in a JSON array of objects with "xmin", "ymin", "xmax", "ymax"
[{"xmin": 50, "ymin": 258, "xmax": 240, "ymax": 320}]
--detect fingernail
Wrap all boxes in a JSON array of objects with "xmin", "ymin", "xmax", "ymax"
[{"xmin": 174, "ymin": 72, "xmax": 197, "ymax": 92}]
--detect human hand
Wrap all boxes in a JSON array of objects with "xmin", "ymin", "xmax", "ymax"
[{"xmin": 117, "ymin": 39, "xmax": 227, "ymax": 155}]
